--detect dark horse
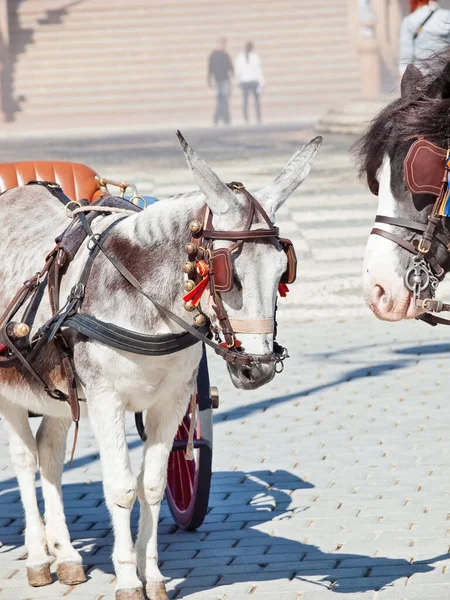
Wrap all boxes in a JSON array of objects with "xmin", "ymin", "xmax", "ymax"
[{"xmin": 356, "ymin": 53, "xmax": 450, "ymax": 323}]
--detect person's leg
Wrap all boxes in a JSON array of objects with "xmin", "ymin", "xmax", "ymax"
[
  {"xmin": 217, "ymin": 80, "xmax": 227, "ymax": 124},
  {"xmin": 222, "ymin": 80, "xmax": 231, "ymax": 125},
  {"xmin": 214, "ymin": 81, "xmax": 220, "ymax": 125},
  {"xmin": 241, "ymin": 83, "xmax": 249, "ymax": 122},
  {"xmin": 253, "ymin": 82, "xmax": 262, "ymax": 123}
]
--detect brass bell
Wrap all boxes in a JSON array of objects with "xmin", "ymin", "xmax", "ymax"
[
  {"xmin": 184, "ymin": 301, "xmax": 195, "ymax": 312},
  {"xmin": 194, "ymin": 313, "xmax": 207, "ymax": 326},
  {"xmin": 185, "ymin": 243, "xmax": 197, "ymax": 256},
  {"xmin": 189, "ymin": 220, "xmax": 202, "ymax": 234},
  {"xmin": 184, "ymin": 280, "xmax": 196, "ymax": 292},
  {"xmin": 182, "ymin": 261, "xmax": 195, "ymax": 274}
]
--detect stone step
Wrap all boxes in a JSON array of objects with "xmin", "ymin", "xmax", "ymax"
[
  {"xmin": 17, "ymin": 82, "xmax": 359, "ymax": 113},
  {"xmin": 12, "ymin": 1, "xmax": 348, "ymax": 25},
  {"xmin": 12, "ymin": 69, "xmax": 359, "ymax": 96},
  {"xmin": 10, "ymin": 29, "xmax": 352, "ymax": 58}
]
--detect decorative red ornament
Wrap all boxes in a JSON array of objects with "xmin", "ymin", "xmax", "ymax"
[
  {"xmin": 219, "ymin": 339, "xmax": 242, "ymax": 349},
  {"xmin": 196, "ymin": 260, "xmax": 209, "ymax": 277},
  {"xmin": 0, "ymin": 342, "xmax": 8, "ymax": 355},
  {"xmin": 183, "ymin": 260, "xmax": 210, "ymax": 307},
  {"xmin": 278, "ymin": 283, "xmax": 289, "ymax": 297}
]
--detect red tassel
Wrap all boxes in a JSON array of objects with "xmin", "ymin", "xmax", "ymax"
[
  {"xmin": 220, "ymin": 339, "xmax": 242, "ymax": 349},
  {"xmin": 183, "ymin": 275, "xmax": 210, "ymax": 307},
  {"xmin": 278, "ymin": 283, "xmax": 289, "ymax": 297}
]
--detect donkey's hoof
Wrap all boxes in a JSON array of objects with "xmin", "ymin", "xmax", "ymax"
[
  {"xmin": 27, "ymin": 564, "xmax": 53, "ymax": 587},
  {"xmin": 56, "ymin": 561, "xmax": 87, "ymax": 585},
  {"xmin": 116, "ymin": 589, "xmax": 146, "ymax": 600},
  {"xmin": 146, "ymin": 582, "xmax": 169, "ymax": 600}
]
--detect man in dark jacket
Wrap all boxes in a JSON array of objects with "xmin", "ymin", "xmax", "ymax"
[{"xmin": 208, "ymin": 38, "xmax": 233, "ymax": 125}]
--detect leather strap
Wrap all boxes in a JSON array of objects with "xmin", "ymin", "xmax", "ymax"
[
  {"xmin": 64, "ymin": 313, "xmax": 210, "ymax": 356},
  {"xmin": 227, "ymin": 317, "xmax": 274, "ymax": 334},
  {"xmin": 371, "ymin": 228, "xmax": 417, "ymax": 253}
]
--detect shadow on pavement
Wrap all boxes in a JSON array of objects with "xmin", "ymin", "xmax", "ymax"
[
  {"xmin": 0, "ymin": 466, "xmax": 446, "ymax": 597},
  {"xmin": 216, "ymin": 359, "xmax": 413, "ymax": 424}
]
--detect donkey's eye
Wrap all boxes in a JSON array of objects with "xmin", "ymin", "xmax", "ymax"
[{"xmin": 234, "ymin": 275, "xmax": 242, "ymax": 291}]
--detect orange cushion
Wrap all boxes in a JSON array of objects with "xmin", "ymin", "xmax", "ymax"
[{"xmin": 0, "ymin": 161, "xmax": 103, "ymax": 202}]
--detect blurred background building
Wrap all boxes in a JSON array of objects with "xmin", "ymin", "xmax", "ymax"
[{"xmin": 0, "ymin": 0, "xmax": 448, "ymax": 133}]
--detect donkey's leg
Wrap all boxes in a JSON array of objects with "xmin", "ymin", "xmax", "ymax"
[
  {"xmin": 1, "ymin": 404, "xmax": 52, "ymax": 586},
  {"xmin": 135, "ymin": 395, "xmax": 190, "ymax": 600},
  {"xmin": 36, "ymin": 415, "xmax": 86, "ymax": 585},
  {"xmin": 87, "ymin": 390, "xmax": 144, "ymax": 600}
]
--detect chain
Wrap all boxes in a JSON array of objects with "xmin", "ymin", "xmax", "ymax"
[{"xmin": 405, "ymin": 257, "xmax": 439, "ymax": 308}]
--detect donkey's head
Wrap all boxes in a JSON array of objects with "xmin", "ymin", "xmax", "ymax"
[
  {"xmin": 357, "ymin": 57, "xmax": 450, "ymax": 321},
  {"xmin": 178, "ymin": 132, "xmax": 322, "ymax": 389}
]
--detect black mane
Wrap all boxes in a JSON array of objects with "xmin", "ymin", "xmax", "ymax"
[{"xmin": 353, "ymin": 51, "xmax": 450, "ymax": 190}]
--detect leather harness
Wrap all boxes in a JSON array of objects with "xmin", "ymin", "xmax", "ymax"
[{"xmin": 0, "ymin": 180, "xmax": 295, "ymax": 451}]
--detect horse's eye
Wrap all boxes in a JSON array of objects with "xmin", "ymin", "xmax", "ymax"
[{"xmin": 234, "ymin": 275, "xmax": 242, "ymax": 291}]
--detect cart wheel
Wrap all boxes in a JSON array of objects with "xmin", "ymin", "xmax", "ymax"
[{"xmin": 166, "ymin": 346, "xmax": 213, "ymax": 530}]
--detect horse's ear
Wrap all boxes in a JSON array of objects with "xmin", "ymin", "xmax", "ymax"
[
  {"xmin": 441, "ymin": 62, "xmax": 450, "ymax": 98},
  {"xmin": 401, "ymin": 64, "xmax": 425, "ymax": 97},
  {"xmin": 256, "ymin": 136, "xmax": 322, "ymax": 214},
  {"xmin": 176, "ymin": 130, "xmax": 237, "ymax": 214}
]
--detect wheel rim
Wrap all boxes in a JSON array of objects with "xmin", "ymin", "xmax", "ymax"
[{"xmin": 166, "ymin": 403, "xmax": 201, "ymax": 525}]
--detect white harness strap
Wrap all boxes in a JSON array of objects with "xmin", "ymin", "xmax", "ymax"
[{"xmin": 227, "ymin": 317, "xmax": 274, "ymax": 334}]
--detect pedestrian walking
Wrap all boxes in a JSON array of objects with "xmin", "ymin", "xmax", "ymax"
[
  {"xmin": 399, "ymin": 1, "xmax": 450, "ymax": 74},
  {"xmin": 207, "ymin": 38, "xmax": 233, "ymax": 125},
  {"xmin": 235, "ymin": 41, "xmax": 264, "ymax": 124}
]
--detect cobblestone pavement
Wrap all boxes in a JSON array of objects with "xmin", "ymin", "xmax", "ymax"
[{"xmin": 1, "ymin": 125, "xmax": 450, "ymax": 599}]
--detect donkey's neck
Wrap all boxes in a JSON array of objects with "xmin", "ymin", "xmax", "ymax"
[
  {"xmin": 91, "ymin": 191, "xmax": 206, "ymax": 333},
  {"xmin": 126, "ymin": 191, "xmax": 204, "ymax": 246}
]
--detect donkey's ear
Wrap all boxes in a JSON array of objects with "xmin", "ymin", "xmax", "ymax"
[
  {"xmin": 176, "ymin": 130, "xmax": 237, "ymax": 214},
  {"xmin": 401, "ymin": 64, "xmax": 425, "ymax": 97},
  {"xmin": 441, "ymin": 62, "xmax": 450, "ymax": 98},
  {"xmin": 256, "ymin": 136, "xmax": 322, "ymax": 214}
]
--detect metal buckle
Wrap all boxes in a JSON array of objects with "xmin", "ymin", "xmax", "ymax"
[
  {"xmin": 87, "ymin": 233, "xmax": 102, "ymax": 251},
  {"xmin": 65, "ymin": 200, "xmax": 81, "ymax": 219},
  {"xmin": 417, "ymin": 237, "xmax": 430, "ymax": 254},
  {"xmin": 226, "ymin": 334, "xmax": 236, "ymax": 349},
  {"xmin": 422, "ymin": 298, "xmax": 433, "ymax": 312}
]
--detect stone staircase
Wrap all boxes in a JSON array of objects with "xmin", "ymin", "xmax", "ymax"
[{"xmin": 6, "ymin": 0, "xmax": 360, "ymax": 130}]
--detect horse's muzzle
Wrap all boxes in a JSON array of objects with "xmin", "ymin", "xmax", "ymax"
[{"xmin": 227, "ymin": 361, "xmax": 276, "ymax": 390}]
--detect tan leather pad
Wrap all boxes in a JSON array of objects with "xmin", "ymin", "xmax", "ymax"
[
  {"xmin": 280, "ymin": 238, "xmax": 297, "ymax": 284},
  {"xmin": 404, "ymin": 139, "xmax": 447, "ymax": 196},
  {"xmin": 0, "ymin": 161, "xmax": 103, "ymax": 202},
  {"xmin": 212, "ymin": 248, "xmax": 233, "ymax": 292}
]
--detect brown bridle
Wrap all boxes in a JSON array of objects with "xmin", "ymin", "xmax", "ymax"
[{"xmin": 182, "ymin": 181, "xmax": 295, "ymax": 369}]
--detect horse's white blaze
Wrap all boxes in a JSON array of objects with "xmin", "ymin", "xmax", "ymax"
[{"xmin": 363, "ymin": 156, "xmax": 418, "ymax": 320}]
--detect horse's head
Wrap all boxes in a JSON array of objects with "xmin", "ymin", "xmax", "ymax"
[
  {"xmin": 178, "ymin": 132, "xmax": 322, "ymax": 389},
  {"xmin": 358, "ymin": 57, "xmax": 450, "ymax": 321}
]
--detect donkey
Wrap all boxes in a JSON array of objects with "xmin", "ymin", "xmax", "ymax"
[
  {"xmin": 0, "ymin": 134, "xmax": 322, "ymax": 600},
  {"xmin": 356, "ymin": 54, "xmax": 450, "ymax": 323}
]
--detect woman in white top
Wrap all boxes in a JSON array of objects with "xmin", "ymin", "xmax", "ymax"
[
  {"xmin": 399, "ymin": 1, "xmax": 450, "ymax": 75},
  {"xmin": 235, "ymin": 41, "xmax": 264, "ymax": 124}
]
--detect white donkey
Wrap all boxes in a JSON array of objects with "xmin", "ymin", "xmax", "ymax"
[{"xmin": 0, "ymin": 134, "xmax": 322, "ymax": 600}]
